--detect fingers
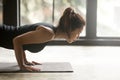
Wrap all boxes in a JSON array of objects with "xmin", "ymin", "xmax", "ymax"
[
  {"xmin": 31, "ymin": 66, "xmax": 41, "ymax": 71},
  {"xmin": 25, "ymin": 62, "xmax": 35, "ymax": 66},
  {"xmin": 25, "ymin": 61, "xmax": 42, "ymax": 66},
  {"xmin": 32, "ymin": 61, "xmax": 42, "ymax": 65},
  {"xmin": 21, "ymin": 66, "xmax": 41, "ymax": 72}
]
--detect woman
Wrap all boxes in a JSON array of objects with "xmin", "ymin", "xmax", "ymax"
[{"xmin": 0, "ymin": 7, "xmax": 85, "ymax": 71}]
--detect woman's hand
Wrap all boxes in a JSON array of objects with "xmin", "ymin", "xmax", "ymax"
[
  {"xmin": 32, "ymin": 61, "xmax": 42, "ymax": 65},
  {"xmin": 25, "ymin": 61, "xmax": 42, "ymax": 65},
  {"xmin": 21, "ymin": 65, "xmax": 40, "ymax": 72}
]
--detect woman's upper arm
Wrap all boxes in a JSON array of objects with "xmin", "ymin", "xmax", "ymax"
[{"xmin": 13, "ymin": 26, "xmax": 54, "ymax": 45}]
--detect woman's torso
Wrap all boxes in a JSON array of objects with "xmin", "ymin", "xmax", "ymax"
[{"xmin": 0, "ymin": 23, "xmax": 56, "ymax": 51}]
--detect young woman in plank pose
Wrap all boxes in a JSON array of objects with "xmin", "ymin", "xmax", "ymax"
[{"xmin": 0, "ymin": 7, "xmax": 85, "ymax": 71}]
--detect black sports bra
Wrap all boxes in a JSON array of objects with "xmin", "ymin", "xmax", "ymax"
[{"xmin": 0, "ymin": 23, "xmax": 56, "ymax": 53}]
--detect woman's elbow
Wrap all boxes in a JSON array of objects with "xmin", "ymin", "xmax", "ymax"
[{"xmin": 13, "ymin": 36, "xmax": 23, "ymax": 46}]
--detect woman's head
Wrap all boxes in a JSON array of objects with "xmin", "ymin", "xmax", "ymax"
[
  {"xmin": 57, "ymin": 7, "xmax": 85, "ymax": 37},
  {"xmin": 57, "ymin": 7, "xmax": 85, "ymax": 43}
]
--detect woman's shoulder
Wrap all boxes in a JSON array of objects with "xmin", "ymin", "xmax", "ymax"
[{"xmin": 36, "ymin": 25, "xmax": 55, "ymax": 38}]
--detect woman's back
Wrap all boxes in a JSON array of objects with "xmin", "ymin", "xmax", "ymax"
[{"xmin": 0, "ymin": 23, "xmax": 55, "ymax": 52}]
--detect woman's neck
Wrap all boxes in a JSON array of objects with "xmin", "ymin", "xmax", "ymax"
[{"xmin": 54, "ymin": 30, "xmax": 67, "ymax": 39}]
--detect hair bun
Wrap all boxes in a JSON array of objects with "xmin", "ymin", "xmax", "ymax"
[{"xmin": 64, "ymin": 7, "xmax": 74, "ymax": 15}]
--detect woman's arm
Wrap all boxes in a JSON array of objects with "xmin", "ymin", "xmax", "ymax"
[{"xmin": 13, "ymin": 26, "xmax": 54, "ymax": 71}]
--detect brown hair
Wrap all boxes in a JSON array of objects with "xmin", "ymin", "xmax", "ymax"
[{"xmin": 56, "ymin": 7, "xmax": 85, "ymax": 37}]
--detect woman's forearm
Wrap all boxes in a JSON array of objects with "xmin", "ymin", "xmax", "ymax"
[{"xmin": 13, "ymin": 37, "xmax": 25, "ymax": 69}]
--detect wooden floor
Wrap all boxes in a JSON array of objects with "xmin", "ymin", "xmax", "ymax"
[{"xmin": 0, "ymin": 46, "xmax": 120, "ymax": 80}]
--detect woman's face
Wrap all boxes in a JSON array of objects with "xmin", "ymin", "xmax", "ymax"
[{"xmin": 66, "ymin": 27, "xmax": 83, "ymax": 43}]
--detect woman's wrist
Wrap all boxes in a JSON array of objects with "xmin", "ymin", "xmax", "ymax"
[{"xmin": 20, "ymin": 64, "xmax": 28, "ymax": 70}]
